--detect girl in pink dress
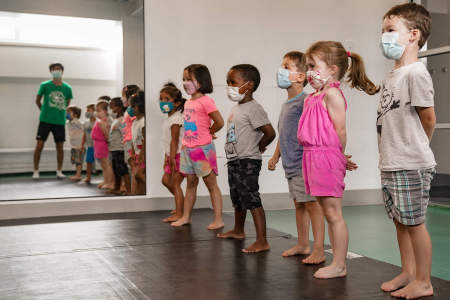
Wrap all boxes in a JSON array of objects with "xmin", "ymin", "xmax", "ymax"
[
  {"xmin": 298, "ymin": 41, "xmax": 379, "ymax": 279},
  {"xmin": 93, "ymin": 101, "xmax": 114, "ymax": 190}
]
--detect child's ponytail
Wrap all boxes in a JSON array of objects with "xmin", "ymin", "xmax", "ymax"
[{"xmin": 347, "ymin": 52, "xmax": 380, "ymax": 95}]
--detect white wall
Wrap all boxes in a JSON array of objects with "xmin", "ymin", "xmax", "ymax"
[{"xmin": 145, "ymin": 0, "xmax": 405, "ymax": 198}]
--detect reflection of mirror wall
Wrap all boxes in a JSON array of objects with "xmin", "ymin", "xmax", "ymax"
[{"xmin": 0, "ymin": 0, "xmax": 144, "ymax": 200}]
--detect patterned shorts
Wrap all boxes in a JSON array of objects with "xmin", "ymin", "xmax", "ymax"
[
  {"xmin": 164, "ymin": 153, "xmax": 182, "ymax": 175},
  {"xmin": 124, "ymin": 140, "xmax": 134, "ymax": 163},
  {"xmin": 71, "ymin": 148, "xmax": 85, "ymax": 166},
  {"xmin": 228, "ymin": 159, "xmax": 262, "ymax": 211},
  {"xmin": 381, "ymin": 168, "xmax": 435, "ymax": 226},
  {"xmin": 180, "ymin": 143, "xmax": 218, "ymax": 177}
]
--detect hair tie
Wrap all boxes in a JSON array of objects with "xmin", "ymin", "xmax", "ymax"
[{"xmin": 347, "ymin": 51, "xmax": 351, "ymax": 57}]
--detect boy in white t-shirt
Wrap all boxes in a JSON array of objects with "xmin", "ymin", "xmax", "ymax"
[
  {"xmin": 378, "ymin": 3, "xmax": 436, "ymax": 299},
  {"xmin": 66, "ymin": 106, "xmax": 84, "ymax": 181},
  {"xmin": 159, "ymin": 83, "xmax": 186, "ymax": 223}
]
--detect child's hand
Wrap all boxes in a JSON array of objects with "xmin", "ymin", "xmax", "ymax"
[
  {"xmin": 210, "ymin": 127, "xmax": 217, "ymax": 139},
  {"xmin": 345, "ymin": 154, "xmax": 358, "ymax": 171},
  {"xmin": 268, "ymin": 156, "xmax": 279, "ymax": 171}
]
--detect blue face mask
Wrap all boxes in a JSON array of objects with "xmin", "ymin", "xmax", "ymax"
[
  {"xmin": 277, "ymin": 68, "xmax": 296, "ymax": 89},
  {"xmin": 66, "ymin": 113, "xmax": 72, "ymax": 121},
  {"xmin": 160, "ymin": 102, "xmax": 174, "ymax": 114},
  {"xmin": 380, "ymin": 32, "xmax": 406, "ymax": 60},
  {"xmin": 127, "ymin": 106, "xmax": 135, "ymax": 117}
]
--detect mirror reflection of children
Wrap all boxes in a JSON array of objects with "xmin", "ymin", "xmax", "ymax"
[
  {"xmin": 217, "ymin": 64, "xmax": 276, "ymax": 254},
  {"xmin": 171, "ymin": 64, "xmax": 225, "ymax": 230},
  {"xmin": 159, "ymin": 83, "xmax": 186, "ymax": 223},
  {"xmin": 268, "ymin": 51, "xmax": 326, "ymax": 264},
  {"xmin": 66, "ymin": 106, "xmax": 84, "ymax": 181},
  {"xmin": 121, "ymin": 85, "xmax": 140, "ymax": 195},
  {"xmin": 129, "ymin": 91, "xmax": 146, "ymax": 195},
  {"xmin": 81, "ymin": 104, "xmax": 96, "ymax": 183},
  {"xmin": 109, "ymin": 98, "xmax": 131, "ymax": 195},
  {"xmin": 298, "ymin": 41, "xmax": 378, "ymax": 279},
  {"xmin": 92, "ymin": 101, "xmax": 114, "ymax": 190}
]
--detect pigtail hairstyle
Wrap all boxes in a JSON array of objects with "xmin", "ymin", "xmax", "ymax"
[
  {"xmin": 347, "ymin": 52, "xmax": 380, "ymax": 95},
  {"xmin": 306, "ymin": 41, "xmax": 379, "ymax": 95},
  {"xmin": 123, "ymin": 84, "xmax": 140, "ymax": 100},
  {"xmin": 160, "ymin": 82, "xmax": 186, "ymax": 112}
]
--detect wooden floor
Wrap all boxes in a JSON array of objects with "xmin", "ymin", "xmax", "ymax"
[{"xmin": 0, "ymin": 209, "xmax": 448, "ymax": 299}]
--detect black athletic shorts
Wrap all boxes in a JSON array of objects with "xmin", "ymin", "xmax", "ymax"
[
  {"xmin": 111, "ymin": 151, "xmax": 129, "ymax": 177},
  {"xmin": 36, "ymin": 121, "xmax": 65, "ymax": 143},
  {"xmin": 228, "ymin": 158, "xmax": 262, "ymax": 211}
]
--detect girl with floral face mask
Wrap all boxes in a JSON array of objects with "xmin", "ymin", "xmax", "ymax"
[{"xmin": 297, "ymin": 41, "xmax": 379, "ymax": 279}]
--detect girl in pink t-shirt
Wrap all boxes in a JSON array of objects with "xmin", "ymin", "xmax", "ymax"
[
  {"xmin": 297, "ymin": 41, "xmax": 378, "ymax": 279},
  {"xmin": 121, "ymin": 84, "xmax": 140, "ymax": 195},
  {"xmin": 171, "ymin": 64, "xmax": 225, "ymax": 230}
]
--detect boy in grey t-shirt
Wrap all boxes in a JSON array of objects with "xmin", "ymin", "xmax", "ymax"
[
  {"xmin": 217, "ymin": 64, "xmax": 276, "ymax": 254},
  {"xmin": 378, "ymin": 4, "xmax": 436, "ymax": 299}
]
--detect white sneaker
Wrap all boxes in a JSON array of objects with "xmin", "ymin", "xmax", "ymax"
[
  {"xmin": 56, "ymin": 170, "xmax": 66, "ymax": 178},
  {"xmin": 32, "ymin": 171, "xmax": 39, "ymax": 179}
]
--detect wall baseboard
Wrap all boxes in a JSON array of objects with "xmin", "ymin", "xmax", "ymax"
[{"xmin": 0, "ymin": 189, "xmax": 383, "ymax": 220}]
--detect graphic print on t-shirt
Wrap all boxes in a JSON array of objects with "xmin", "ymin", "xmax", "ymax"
[
  {"xmin": 48, "ymin": 91, "xmax": 67, "ymax": 111},
  {"xmin": 377, "ymin": 85, "xmax": 400, "ymax": 136},
  {"xmin": 225, "ymin": 114, "xmax": 238, "ymax": 159},
  {"xmin": 183, "ymin": 107, "xmax": 199, "ymax": 143}
]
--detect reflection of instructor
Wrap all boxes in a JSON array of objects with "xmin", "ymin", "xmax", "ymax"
[{"xmin": 33, "ymin": 63, "xmax": 73, "ymax": 179}]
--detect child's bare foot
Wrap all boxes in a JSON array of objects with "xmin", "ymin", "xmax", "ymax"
[
  {"xmin": 82, "ymin": 178, "xmax": 91, "ymax": 184},
  {"xmin": 101, "ymin": 184, "xmax": 114, "ymax": 190},
  {"xmin": 207, "ymin": 220, "xmax": 224, "ymax": 230},
  {"xmin": 97, "ymin": 181, "xmax": 105, "ymax": 188},
  {"xmin": 170, "ymin": 209, "xmax": 176, "ymax": 214},
  {"xmin": 390, "ymin": 280, "xmax": 433, "ymax": 299},
  {"xmin": 242, "ymin": 240, "xmax": 270, "ymax": 254},
  {"xmin": 163, "ymin": 214, "xmax": 181, "ymax": 223},
  {"xmin": 313, "ymin": 265, "xmax": 347, "ymax": 279},
  {"xmin": 381, "ymin": 272, "xmax": 414, "ymax": 292},
  {"xmin": 70, "ymin": 176, "xmax": 81, "ymax": 181},
  {"xmin": 302, "ymin": 248, "xmax": 326, "ymax": 264},
  {"xmin": 217, "ymin": 229, "xmax": 245, "ymax": 240},
  {"xmin": 171, "ymin": 217, "xmax": 191, "ymax": 227},
  {"xmin": 282, "ymin": 245, "xmax": 310, "ymax": 257}
]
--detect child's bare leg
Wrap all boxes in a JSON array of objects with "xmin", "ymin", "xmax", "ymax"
[
  {"xmin": 381, "ymin": 220, "xmax": 416, "ymax": 292},
  {"xmin": 217, "ymin": 208, "xmax": 246, "ymax": 239},
  {"xmin": 283, "ymin": 201, "xmax": 311, "ymax": 257},
  {"xmin": 123, "ymin": 174, "xmax": 131, "ymax": 193},
  {"xmin": 84, "ymin": 162, "xmax": 92, "ymax": 182},
  {"xmin": 70, "ymin": 165, "xmax": 82, "ymax": 181},
  {"xmin": 391, "ymin": 223, "xmax": 433, "ymax": 299},
  {"xmin": 135, "ymin": 169, "xmax": 146, "ymax": 195},
  {"xmin": 203, "ymin": 172, "xmax": 224, "ymax": 230},
  {"xmin": 163, "ymin": 172, "xmax": 184, "ymax": 222},
  {"xmin": 242, "ymin": 206, "xmax": 270, "ymax": 253},
  {"xmin": 302, "ymin": 200, "xmax": 326, "ymax": 264},
  {"xmin": 314, "ymin": 196, "xmax": 348, "ymax": 279},
  {"xmin": 172, "ymin": 174, "xmax": 198, "ymax": 227},
  {"xmin": 129, "ymin": 158, "xmax": 136, "ymax": 195}
]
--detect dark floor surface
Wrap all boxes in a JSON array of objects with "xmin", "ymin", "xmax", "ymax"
[{"xmin": 0, "ymin": 209, "xmax": 448, "ymax": 300}]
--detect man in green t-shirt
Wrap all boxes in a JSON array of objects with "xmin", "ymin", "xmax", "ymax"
[{"xmin": 33, "ymin": 63, "xmax": 73, "ymax": 179}]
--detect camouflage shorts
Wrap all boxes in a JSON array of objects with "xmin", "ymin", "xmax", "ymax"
[{"xmin": 228, "ymin": 159, "xmax": 262, "ymax": 211}]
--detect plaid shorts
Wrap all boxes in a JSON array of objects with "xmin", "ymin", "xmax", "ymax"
[
  {"xmin": 381, "ymin": 168, "xmax": 435, "ymax": 226},
  {"xmin": 71, "ymin": 148, "xmax": 85, "ymax": 166},
  {"xmin": 228, "ymin": 159, "xmax": 262, "ymax": 211}
]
